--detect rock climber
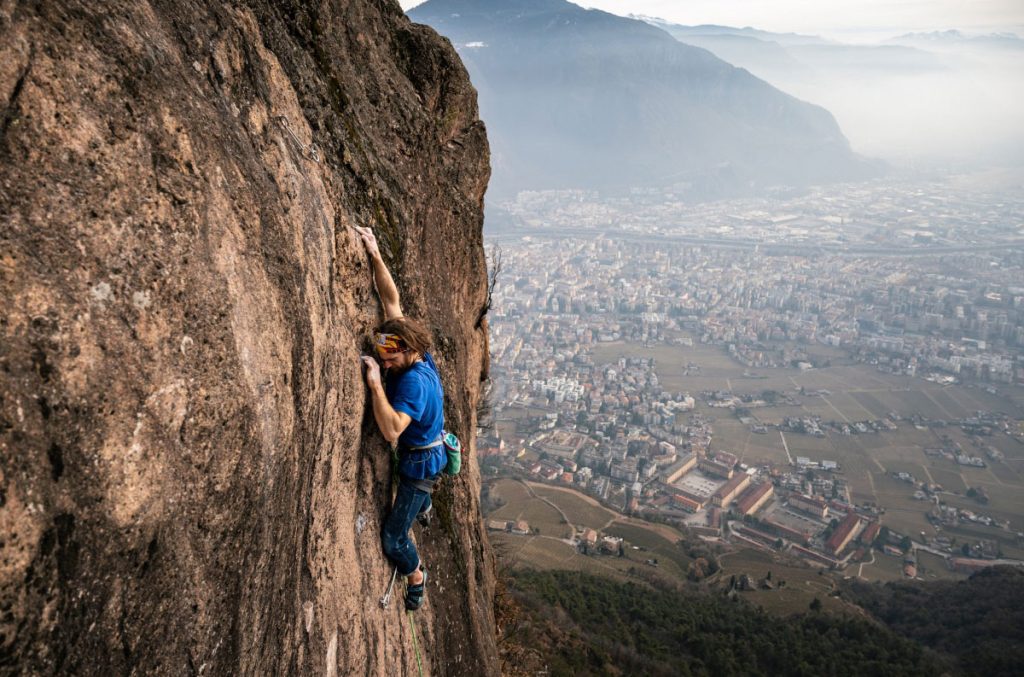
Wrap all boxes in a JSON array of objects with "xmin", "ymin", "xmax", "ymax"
[{"xmin": 356, "ymin": 225, "xmax": 446, "ymax": 612}]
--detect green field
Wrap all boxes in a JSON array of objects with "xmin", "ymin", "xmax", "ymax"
[
  {"xmin": 602, "ymin": 522, "xmax": 692, "ymax": 576},
  {"xmin": 916, "ymin": 550, "xmax": 963, "ymax": 581},
  {"xmin": 858, "ymin": 550, "xmax": 908, "ymax": 583},
  {"xmin": 490, "ymin": 480, "xmax": 708, "ymax": 587},
  {"xmin": 716, "ymin": 548, "xmax": 853, "ymax": 615},
  {"xmin": 849, "ymin": 391, "xmax": 891, "ymax": 418},
  {"xmin": 529, "ymin": 484, "xmax": 619, "ymax": 530},
  {"xmin": 489, "ymin": 479, "xmax": 865, "ymax": 614},
  {"xmin": 488, "ymin": 480, "xmax": 573, "ymax": 538},
  {"xmin": 490, "ymin": 533, "xmax": 634, "ymax": 580}
]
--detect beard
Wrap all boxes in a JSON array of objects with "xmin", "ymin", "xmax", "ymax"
[{"xmin": 385, "ymin": 354, "xmax": 419, "ymax": 375}]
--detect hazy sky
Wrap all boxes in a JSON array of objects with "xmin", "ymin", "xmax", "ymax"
[
  {"xmin": 401, "ymin": 0, "xmax": 1024, "ymax": 42},
  {"xmin": 402, "ymin": 0, "xmax": 1024, "ymax": 165}
]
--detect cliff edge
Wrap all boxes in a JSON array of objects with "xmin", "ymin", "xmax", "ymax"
[{"xmin": 0, "ymin": 0, "xmax": 494, "ymax": 674}]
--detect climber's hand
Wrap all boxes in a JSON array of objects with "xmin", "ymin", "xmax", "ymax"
[
  {"xmin": 354, "ymin": 226, "xmax": 381, "ymax": 259},
  {"xmin": 361, "ymin": 355, "xmax": 382, "ymax": 387}
]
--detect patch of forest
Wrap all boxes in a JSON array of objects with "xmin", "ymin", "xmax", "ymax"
[
  {"xmin": 502, "ymin": 569, "xmax": 947, "ymax": 676},
  {"xmin": 845, "ymin": 565, "xmax": 1024, "ymax": 677}
]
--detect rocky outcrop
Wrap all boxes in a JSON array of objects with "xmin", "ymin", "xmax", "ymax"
[{"xmin": 0, "ymin": 1, "xmax": 494, "ymax": 674}]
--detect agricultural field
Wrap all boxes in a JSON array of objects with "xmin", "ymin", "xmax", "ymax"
[
  {"xmin": 858, "ymin": 549, "xmax": 909, "ymax": 583},
  {"xmin": 915, "ymin": 551, "xmax": 963, "ymax": 581},
  {"xmin": 528, "ymin": 483, "xmax": 619, "ymax": 530},
  {"xmin": 928, "ymin": 467, "xmax": 969, "ymax": 493},
  {"xmin": 707, "ymin": 417, "xmax": 792, "ymax": 466},
  {"xmin": 716, "ymin": 548, "xmax": 853, "ymax": 615},
  {"xmin": 602, "ymin": 521, "xmax": 693, "ymax": 575},
  {"xmin": 592, "ymin": 335, "xmax": 1024, "ymax": 552},
  {"xmin": 489, "ymin": 532, "xmax": 633, "ymax": 581},
  {"xmin": 486, "ymin": 482, "xmax": 698, "ymax": 585},
  {"xmin": 592, "ymin": 336, "xmax": 1023, "ymax": 416},
  {"xmin": 497, "ymin": 334, "xmax": 1024, "ymax": 590},
  {"xmin": 486, "ymin": 477, "xmax": 867, "ymax": 609},
  {"xmin": 487, "ymin": 480, "xmax": 573, "ymax": 539}
]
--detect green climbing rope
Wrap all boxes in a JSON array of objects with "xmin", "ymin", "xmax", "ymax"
[{"xmin": 408, "ymin": 610, "xmax": 424, "ymax": 677}]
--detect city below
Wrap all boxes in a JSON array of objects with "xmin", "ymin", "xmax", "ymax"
[
  {"xmin": 480, "ymin": 170, "xmax": 1024, "ymax": 582},
  {"xmin": 494, "ymin": 171, "xmax": 1024, "ymax": 254}
]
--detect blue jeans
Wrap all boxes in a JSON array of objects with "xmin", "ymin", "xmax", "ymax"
[{"xmin": 381, "ymin": 477, "xmax": 432, "ymax": 576}]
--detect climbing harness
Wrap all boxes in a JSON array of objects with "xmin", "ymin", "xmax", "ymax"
[
  {"xmin": 274, "ymin": 115, "xmax": 321, "ymax": 163},
  {"xmin": 379, "ymin": 565, "xmax": 398, "ymax": 609}
]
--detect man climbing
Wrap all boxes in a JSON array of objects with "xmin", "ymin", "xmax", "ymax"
[{"xmin": 356, "ymin": 225, "xmax": 446, "ymax": 612}]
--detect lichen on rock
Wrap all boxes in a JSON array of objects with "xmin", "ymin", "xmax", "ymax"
[{"xmin": 0, "ymin": 1, "xmax": 494, "ymax": 674}]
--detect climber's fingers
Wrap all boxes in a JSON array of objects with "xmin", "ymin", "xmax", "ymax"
[
  {"xmin": 361, "ymin": 355, "xmax": 381, "ymax": 385},
  {"xmin": 353, "ymin": 225, "xmax": 380, "ymax": 256}
]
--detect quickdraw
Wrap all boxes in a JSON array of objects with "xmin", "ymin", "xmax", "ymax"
[
  {"xmin": 379, "ymin": 565, "xmax": 398, "ymax": 609},
  {"xmin": 274, "ymin": 115, "xmax": 321, "ymax": 163}
]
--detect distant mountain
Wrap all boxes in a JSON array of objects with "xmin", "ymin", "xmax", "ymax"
[
  {"xmin": 636, "ymin": 17, "xmax": 828, "ymax": 46},
  {"xmin": 890, "ymin": 30, "xmax": 1024, "ymax": 51},
  {"xmin": 409, "ymin": 0, "xmax": 878, "ymax": 199},
  {"xmin": 647, "ymin": 30, "xmax": 810, "ymax": 76},
  {"xmin": 644, "ymin": 19, "xmax": 946, "ymax": 78}
]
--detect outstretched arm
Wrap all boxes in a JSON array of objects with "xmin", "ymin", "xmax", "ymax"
[{"xmin": 354, "ymin": 226, "xmax": 402, "ymax": 320}]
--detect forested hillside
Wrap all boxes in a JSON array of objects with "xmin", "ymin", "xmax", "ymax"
[
  {"xmin": 846, "ymin": 566, "xmax": 1024, "ymax": 677},
  {"xmin": 502, "ymin": 570, "xmax": 947, "ymax": 676}
]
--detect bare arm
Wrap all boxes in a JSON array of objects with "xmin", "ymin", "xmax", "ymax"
[
  {"xmin": 361, "ymin": 356, "xmax": 412, "ymax": 443},
  {"xmin": 354, "ymin": 226, "xmax": 402, "ymax": 320}
]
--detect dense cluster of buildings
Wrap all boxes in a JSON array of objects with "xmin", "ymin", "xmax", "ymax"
[
  {"xmin": 493, "ymin": 174, "xmax": 1024, "ymax": 385},
  {"xmin": 481, "ymin": 177, "xmax": 1024, "ymax": 575},
  {"xmin": 488, "ymin": 235, "xmax": 1024, "ymax": 388}
]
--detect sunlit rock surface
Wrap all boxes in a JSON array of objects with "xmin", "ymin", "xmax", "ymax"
[{"xmin": 0, "ymin": 1, "xmax": 495, "ymax": 673}]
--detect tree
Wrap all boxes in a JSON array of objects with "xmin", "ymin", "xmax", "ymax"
[
  {"xmin": 900, "ymin": 535, "xmax": 913, "ymax": 552},
  {"xmin": 688, "ymin": 558, "xmax": 710, "ymax": 582},
  {"xmin": 810, "ymin": 597, "xmax": 823, "ymax": 612},
  {"xmin": 875, "ymin": 526, "xmax": 890, "ymax": 549},
  {"xmin": 476, "ymin": 244, "xmax": 502, "ymax": 329}
]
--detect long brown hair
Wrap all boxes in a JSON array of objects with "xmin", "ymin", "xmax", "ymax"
[{"xmin": 376, "ymin": 317, "xmax": 433, "ymax": 356}]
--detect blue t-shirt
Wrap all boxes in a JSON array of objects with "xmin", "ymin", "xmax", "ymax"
[{"xmin": 385, "ymin": 352, "xmax": 446, "ymax": 478}]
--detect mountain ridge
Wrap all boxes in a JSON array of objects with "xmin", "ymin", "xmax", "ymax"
[{"xmin": 411, "ymin": 0, "xmax": 879, "ymax": 199}]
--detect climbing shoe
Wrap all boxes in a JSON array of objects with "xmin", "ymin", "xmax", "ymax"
[
  {"xmin": 405, "ymin": 567, "xmax": 427, "ymax": 611},
  {"xmin": 416, "ymin": 503, "xmax": 432, "ymax": 528}
]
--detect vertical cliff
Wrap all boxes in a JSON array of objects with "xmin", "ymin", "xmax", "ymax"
[{"xmin": 0, "ymin": 0, "xmax": 494, "ymax": 674}]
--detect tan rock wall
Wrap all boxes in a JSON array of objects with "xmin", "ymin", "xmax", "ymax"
[{"xmin": 0, "ymin": 1, "xmax": 495, "ymax": 674}]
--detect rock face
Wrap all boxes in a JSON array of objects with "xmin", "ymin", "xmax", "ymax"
[{"xmin": 0, "ymin": 1, "xmax": 494, "ymax": 674}]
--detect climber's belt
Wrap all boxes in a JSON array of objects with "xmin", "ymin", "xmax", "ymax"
[{"xmin": 398, "ymin": 436, "xmax": 444, "ymax": 489}]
